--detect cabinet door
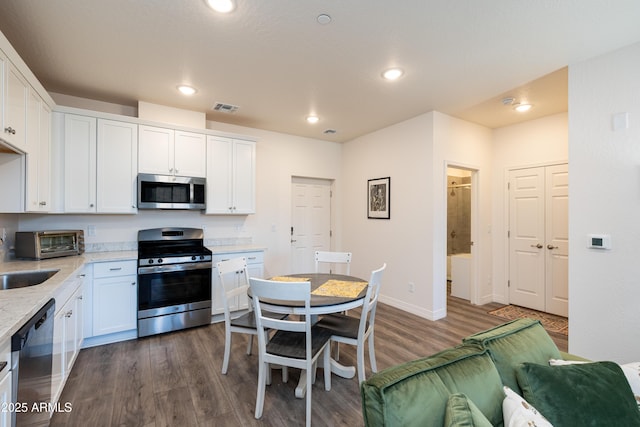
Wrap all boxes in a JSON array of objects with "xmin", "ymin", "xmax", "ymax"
[
  {"xmin": 0, "ymin": 370, "xmax": 11, "ymax": 427},
  {"xmin": 64, "ymin": 114, "xmax": 97, "ymax": 212},
  {"xmin": 232, "ymin": 139, "xmax": 256, "ymax": 214},
  {"xmin": 97, "ymin": 119, "xmax": 138, "ymax": 213},
  {"xmin": 51, "ymin": 306, "xmax": 65, "ymax": 404},
  {"xmin": 3, "ymin": 60, "xmax": 28, "ymax": 150},
  {"xmin": 138, "ymin": 125, "xmax": 173, "ymax": 175},
  {"xmin": 64, "ymin": 287, "xmax": 83, "ymax": 375},
  {"xmin": 25, "ymin": 89, "xmax": 41, "ymax": 211},
  {"xmin": 206, "ymin": 136, "xmax": 233, "ymax": 214},
  {"xmin": 174, "ymin": 130, "xmax": 206, "ymax": 177},
  {"xmin": 93, "ymin": 275, "xmax": 137, "ymax": 336},
  {"xmin": 38, "ymin": 102, "xmax": 51, "ymax": 210}
]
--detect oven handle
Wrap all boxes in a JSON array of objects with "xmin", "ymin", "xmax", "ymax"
[{"xmin": 138, "ymin": 261, "xmax": 212, "ymax": 275}]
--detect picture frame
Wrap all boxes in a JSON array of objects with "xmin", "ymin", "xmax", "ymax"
[{"xmin": 367, "ymin": 177, "xmax": 391, "ymax": 219}]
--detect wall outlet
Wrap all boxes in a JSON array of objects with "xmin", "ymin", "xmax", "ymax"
[
  {"xmin": 87, "ymin": 225, "xmax": 96, "ymax": 237},
  {"xmin": 408, "ymin": 282, "xmax": 415, "ymax": 293}
]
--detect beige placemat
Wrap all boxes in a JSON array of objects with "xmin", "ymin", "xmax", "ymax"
[
  {"xmin": 269, "ymin": 276, "xmax": 311, "ymax": 282},
  {"xmin": 311, "ymin": 279, "xmax": 368, "ymax": 298}
]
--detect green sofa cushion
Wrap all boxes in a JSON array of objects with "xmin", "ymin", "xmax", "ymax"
[
  {"xmin": 361, "ymin": 344, "xmax": 504, "ymax": 427},
  {"xmin": 462, "ymin": 318, "xmax": 561, "ymax": 394},
  {"xmin": 515, "ymin": 361, "xmax": 640, "ymax": 427},
  {"xmin": 444, "ymin": 393, "xmax": 493, "ymax": 427}
]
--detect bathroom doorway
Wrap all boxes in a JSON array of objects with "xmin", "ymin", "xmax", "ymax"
[{"xmin": 447, "ymin": 167, "xmax": 473, "ymax": 301}]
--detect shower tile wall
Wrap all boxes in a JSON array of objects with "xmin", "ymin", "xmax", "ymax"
[{"xmin": 447, "ymin": 175, "xmax": 471, "ymax": 255}]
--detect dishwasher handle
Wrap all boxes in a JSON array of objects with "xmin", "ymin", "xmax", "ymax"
[{"xmin": 11, "ymin": 298, "xmax": 55, "ymax": 351}]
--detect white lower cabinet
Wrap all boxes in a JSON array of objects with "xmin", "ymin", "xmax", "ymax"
[
  {"xmin": 92, "ymin": 260, "xmax": 137, "ymax": 336},
  {"xmin": 212, "ymin": 251, "xmax": 264, "ymax": 316},
  {"xmin": 0, "ymin": 337, "xmax": 11, "ymax": 427},
  {"xmin": 51, "ymin": 269, "xmax": 86, "ymax": 408}
]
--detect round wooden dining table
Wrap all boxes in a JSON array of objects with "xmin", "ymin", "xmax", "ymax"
[{"xmin": 248, "ymin": 272, "xmax": 369, "ymax": 398}]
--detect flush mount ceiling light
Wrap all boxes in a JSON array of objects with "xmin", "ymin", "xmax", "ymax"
[
  {"xmin": 177, "ymin": 85, "xmax": 197, "ymax": 95},
  {"xmin": 317, "ymin": 14, "xmax": 332, "ymax": 25},
  {"xmin": 514, "ymin": 103, "xmax": 533, "ymax": 112},
  {"xmin": 382, "ymin": 68, "xmax": 404, "ymax": 81},
  {"xmin": 205, "ymin": 0, "xmax": 235, "ymax": 13},
  {"xmin": 306, "ymin": 115, "xmax": 320, "ymax": 124}
]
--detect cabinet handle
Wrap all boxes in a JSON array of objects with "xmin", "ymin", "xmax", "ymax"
[
  {"xmin": 39, "ymin": 201, "xmax": 47, "ymax": 206},
  {"xmin": 4, "ymin": 127, "xmax": 16, "ymax": 135},
  {"xmin": 65, "ymin": 310, "xmax": 73, "ymax": 318},
  {"xmin": 77, "ymin": 295, "xmax": 83, "ymax": 300},
  {"xmin": 248, "ymin": 257, "xmax": 256, "ymax": 260},
  {"xmin": 131, "ymin": 282, "xmax": 136, "ymax": 286},
  {"xmin": 547, "ymin": 244, "xmax": 558, "ymax": 250},
  {"xmin": 110, "ymin": 267, "xmax": 123, "ymax": 271},
  {"xmin": 78, "ymin": 274, "xmax": 86, "ymax": 278},
  {"xmin": 89, "ymin": 203, "xmax": 95, "ymax": 208},
  {"xmin": 530, "ymin": 244, "xmax": 543, "ymax": 249}
]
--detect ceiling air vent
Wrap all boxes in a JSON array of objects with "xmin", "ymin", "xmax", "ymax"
[{"xmin": 212, "ymin": 102, "xmax": 240, "ymax": 113}]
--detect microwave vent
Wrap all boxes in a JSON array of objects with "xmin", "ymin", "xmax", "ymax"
[{"xmin": 212, "ymin": 102, "xmax": 240, "ymax": 113}]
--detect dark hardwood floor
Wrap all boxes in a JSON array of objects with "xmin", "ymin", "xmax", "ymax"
[{"xmin": 50, "ymin": 297, "xmax": 567, "ymax": 427}]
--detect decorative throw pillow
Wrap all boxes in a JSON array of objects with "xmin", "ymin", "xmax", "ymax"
[
  {"xmin": 550, "ymin": 358, "xmax": 640, "ymax": 407},
  {"xmin": 516, "ymin": 361, "xmax": 640, "ymax": 426},
  {"xmin": 502, "ymin": 385, "xmax": 553, "ymax": 427},
  {"xmin": 444, "ymin": 393, "xmax": 493, "ymax": 427}
]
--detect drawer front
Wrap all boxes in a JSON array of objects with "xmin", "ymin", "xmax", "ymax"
[
  {"xmin": 93, "ymin": 260, "xmax": 137, "ymax": 278},
  {"xmin": 0, "ymin": 337, "xmax": 9, "ymax": 374},
  {"xmin": 212, "ymin": 251, "xmax": 264, "ymax": 266}
]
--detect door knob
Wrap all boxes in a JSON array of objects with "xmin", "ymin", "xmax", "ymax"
[
  {"xmin": 530, "ymin": 244, "xmax": 543, "ymax": 249},
  {"xmin": 547, "ymin": 244, "xmax": 558, "ymax": 250}
]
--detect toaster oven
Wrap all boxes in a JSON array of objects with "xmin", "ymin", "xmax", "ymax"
[{"xmin": 15, "ymin": 230, "xmax": 85, "ymax": 260}]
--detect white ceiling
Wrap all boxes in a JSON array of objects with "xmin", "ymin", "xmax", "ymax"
[{"xmin": 1, "ymin": 1, "xmax": 639, "ymax": 142}]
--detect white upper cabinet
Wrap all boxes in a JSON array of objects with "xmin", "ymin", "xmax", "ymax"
[
  {"xmin": 139, "ymin": 125, "xmax": 206, "ymax": 177},
  {"xmin": 64, "ymin": 114, "xmax": 97, "ymax": 213},
  {"xmin": 97, "ymin": 119, "xmax": 138, "ymax": 213},
  {"xmin": 1, "ymin": 52, "xmax": 29, "ymax": 150},
  {"xmin": 206, "ymin": 136, "xmax": 256, "ymax": 214},
  {"xmin": 25, "ymin": 88, "xmax": 51, "ymax": 212},
  {"xmin": 62, "ymin": 114, "xmax": 138, "ymax": 214}
]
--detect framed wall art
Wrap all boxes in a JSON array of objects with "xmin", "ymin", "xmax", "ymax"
[{"xmin": 368, "ymin": 177, "xmax": 390, "ymax": 219}]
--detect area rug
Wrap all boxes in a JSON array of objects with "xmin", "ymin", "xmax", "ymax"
[{"xmin": 488, "ymin": 305, "xmax": 568, "ymax": 336}]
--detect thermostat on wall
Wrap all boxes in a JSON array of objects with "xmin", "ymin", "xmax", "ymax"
[{"xmin": 588, "ymin": 234, "xmax": 611, "ymax": 249}]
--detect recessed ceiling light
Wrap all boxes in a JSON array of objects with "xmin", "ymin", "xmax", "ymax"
[
  {"xmin": 306, "ymin": 115, "xmax": 319, "ymax": 124},
  {"xmin": 317, "ymin": 14, "xmax": 332, "ymax": 25},
  {"xmin": 177, "ymin": 85, "xmax": 197, "ymax": 96},
  {"xmin": 205, "ymin": 0, "xmax": 235, "ymax": 13},
  {"xmin": 382, "ymin": 68, "xmax": 404, "ymax": 81},
  {"xmin": 514, "ymin": 103, "xmax": 533, "ymax": 112}
]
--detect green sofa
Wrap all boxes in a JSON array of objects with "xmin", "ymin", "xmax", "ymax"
[{"xmin": 360, "ymin": 318, "xmax": 640, "ymax": 427}]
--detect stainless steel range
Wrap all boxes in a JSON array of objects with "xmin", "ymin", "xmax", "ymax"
[{"xmin": 137, "ymin": 227, "xmax": 212, "ymax": 337}]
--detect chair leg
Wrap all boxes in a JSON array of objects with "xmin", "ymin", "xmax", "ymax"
[
  {"xmin": 323, "ymin": 344, "xmax": 332, "ymax": 391},
  {"xmin": 222, "ymin": 327, "xmax": 232, "ymax": 374},
  {"xmin": 305, "ymin": 363, "xmax": 313, "ymax": 427},
  {"xmin": 255, "ymin": 361, "xmax": 267, "ymax": 419},
  {"xmin": 368, "ymin": 333, "xmax": 378, "ymax": 373},
  {"xmin": 246, "ymin": 334, "xmax": 254, "ymax": 355},
  {"xmin": 357, "ymin": 338, "xmax": 366, "ymax": 384},
  {"xmin": 333, "ymin": 342, "xmax": 340, "ymax": 361}
]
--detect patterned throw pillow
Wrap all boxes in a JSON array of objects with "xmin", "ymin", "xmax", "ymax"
[{"xmin": 502, "ymin": 385, "xmax": 553, "ymax": 427}]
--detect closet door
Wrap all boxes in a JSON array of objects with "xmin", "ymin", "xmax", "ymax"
[{"xmin": 508, "ymin": 163, "xmax": 568, "ymax": 316}]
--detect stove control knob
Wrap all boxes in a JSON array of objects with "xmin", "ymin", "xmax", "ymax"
[
  {"xmin": 148, "ymin": 259, "xmax": 154, "ymax": 264},
  {"xmin": 192, "ymin": 256, "xmax": 197, "ymax": 261},
  {"xmin": 157, "ymin": 258, "xmax": 163, "ymax": 264},
  {"xmin": 200, "ymin": 255, "xmax": 205, "ymax": 260}
]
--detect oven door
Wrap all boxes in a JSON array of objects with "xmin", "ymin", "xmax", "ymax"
[{"xmin": 137, "ymin": 262, "xmax": 212, "ymax": 318}]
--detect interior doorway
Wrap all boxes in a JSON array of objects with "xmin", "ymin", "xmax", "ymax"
[
  {"xmin": 446, "ymin": 166, "xmax": 476, "ymax": 303},
  {"xmin": 290, "ymin": 177, "xmax": 333, "ymax": 273}
]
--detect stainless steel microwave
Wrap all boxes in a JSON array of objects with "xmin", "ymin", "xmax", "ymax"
[{"xmin": 137, "ymin": 173, "xmax": 206, "ymax": 210}]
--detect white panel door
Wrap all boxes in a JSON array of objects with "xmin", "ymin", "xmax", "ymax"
[
  {"xmin": 509, "ymin": 167, "xmax": 546, "ymax": 311},
  {"xmin": 509, "ymin": 163, "xmax": 569, "ymax": 315},
  {"xmin": 544, "ymin": 164, "xmax": 569, "ymax": 316},
  {"xmin": 291, "ymin": 177, "xmax": 331, "ymax": 274},
  {"xmin": 138, "ymin": 125, "xmax": 173, "ymax": 175},
  {"xmin": 174, "ymin": 130, "xmax": 206, "ymax": 177}
]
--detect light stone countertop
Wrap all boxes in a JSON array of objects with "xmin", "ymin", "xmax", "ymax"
[{"xmin": 0, "ymin": 246, "xmax": 265, "ymax": 346}]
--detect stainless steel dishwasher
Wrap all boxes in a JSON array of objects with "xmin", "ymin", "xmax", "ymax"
[{"xmin": 11, "ymin": 298, "xmax": 55, "ymax": 427}]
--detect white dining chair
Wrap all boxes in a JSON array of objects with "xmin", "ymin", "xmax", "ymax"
[
  {"xmin": 217, "ymin": 257, "xmax": 285, "ymax": 375},
  {"xmin": 249, "ymin": 277, "xmax": 332, "ymax": 427},
  {"xmin": 315, "ymin": 251, "xmax": 352, "ymax": 275},
  {"xmin": 316, "ymin": 263, "xmax": 386, "ymax": 383}
]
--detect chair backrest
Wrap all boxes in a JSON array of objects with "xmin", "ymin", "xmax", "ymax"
[
  {"xmin": 358, "ymin": 263, "xmax": 386, "ymax": 337},
  {"xmin": 217, "ymin": 257, "xmax": 250, "ymax": 318},
  {"xmin": 249, "ymin": 278, "xmax": 312, "ymax": 352},
  {"xmin": 315, "ymin": 251, "xmax": 352, "ymax": 274}
]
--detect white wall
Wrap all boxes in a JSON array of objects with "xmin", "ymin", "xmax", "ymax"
[
  {"xmin": 568, "ymin": 42, "xmax": 640, "ymax": 362},
  {"xmin": 341, "ymin": 111, "xmax": 493, "ymax": 320},
  {"xmin": 491, "ymin": 113, "xmax": 568, "ymax": 303}
]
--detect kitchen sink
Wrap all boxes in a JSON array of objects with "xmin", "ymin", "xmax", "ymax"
[{"xmin": 0, "ymin": 269, "xmax": 59, "ymax": 290}]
